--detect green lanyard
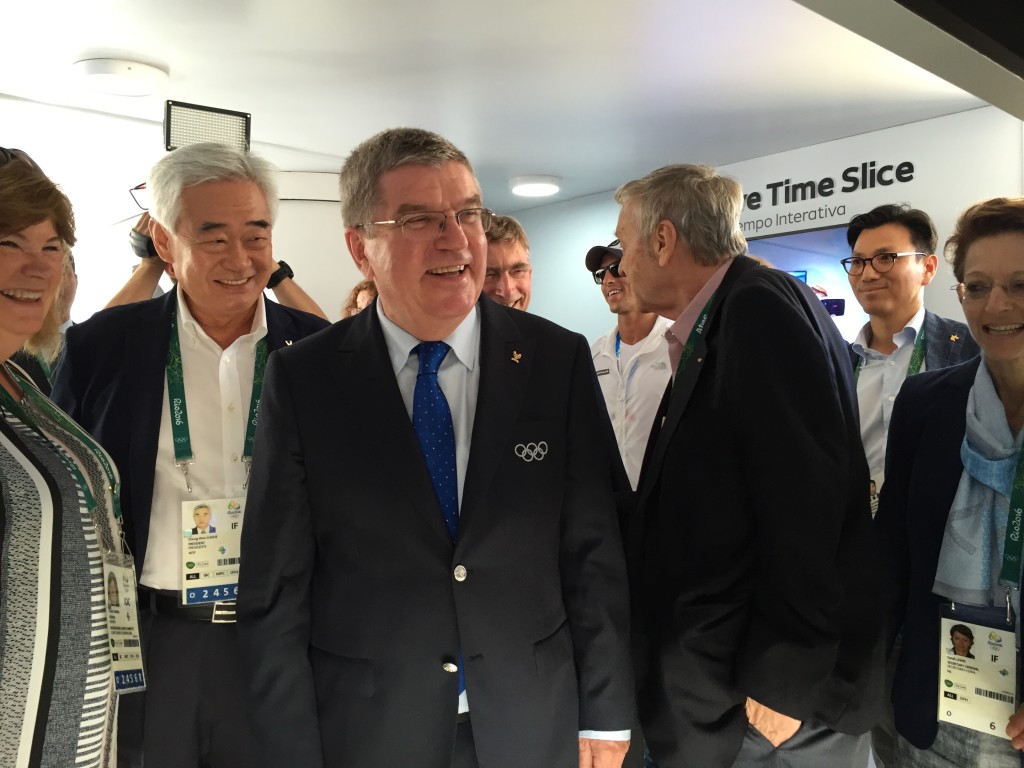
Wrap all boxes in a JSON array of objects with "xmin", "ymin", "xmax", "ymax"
[
  {"xmin": 165, "ymin": 312, "xmax": 268, "ymax": 492},
  {"xmin": 854, "ymin": 329, "xmax": 926, "ymax": 381},
  {"xmin": 674, "ymin": 293, "xmax": 716, "ymax": 379},
  {"xmin": 0, "ymin": 363, "xmax": 123, "ymax": 524}
]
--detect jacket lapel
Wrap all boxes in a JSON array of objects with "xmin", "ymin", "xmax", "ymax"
[
  {"xmin": 324, "ymin": 308, "xmax": 453, "ymax": 545},
  {"xmin": 460, "ymin": 301, "xmax": 534, "ymax": 534}
]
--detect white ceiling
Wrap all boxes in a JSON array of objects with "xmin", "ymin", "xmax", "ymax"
[{"xmin": 1, "ymin": 0, "xmax": 991, "ymax": 233}]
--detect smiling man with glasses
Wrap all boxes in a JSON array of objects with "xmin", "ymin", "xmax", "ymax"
[
  {"xmin": 845, "ymin": 204, "xmax": 979, "ymax": 502},
  {"xmin": 236, "ymin": 127, "xmax": 634, "ymax": 768},
  {"xmin": 585, "ymin": 239, "xmax": 670, "ymax": 491}
]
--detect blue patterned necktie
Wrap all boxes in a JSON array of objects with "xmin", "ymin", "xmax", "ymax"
[
  {"xmin": 412, "ymin": 342, "xmax": 458, "ymax": 542},
  {"xmin": 412, "ymin": 341, "xmax": 464, "ymax": 694}
]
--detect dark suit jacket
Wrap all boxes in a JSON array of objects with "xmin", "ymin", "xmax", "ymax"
[
  {"xmin": 190, "ymin": 526, "xmax": 215, "ymax": 535},
  {"xmin": 236, "ymin": 298, "xmax": 634, "ymax": 768},
  {"xmin": 630, "ymin": 256, "xmax": 884, "ymax": 767},
  {"xmin": 846, "ymin": 310, "xmax": 979, "ymax": 372},
  {"xmin": 874, "ymin": 356, "xmax": 1011, "ymax": 750},
  {"xmin": 50, "ymin": 289, "xmax": 329, "ymax": 574}
]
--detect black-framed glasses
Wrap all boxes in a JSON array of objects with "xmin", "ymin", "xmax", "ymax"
[
  {"xmin": 0, "ymin": 146, "xmax": 44, "ymax": 174},
  {"xmin": 593, "ymin": 261, "xmax": 621, "ymax": 284},
  {"xmin": 360, "ymin": 207, "xmax": 494, "ymax": 241},
  {"xmin": 840, "ymin": 251, "xmax": 926, "ymax": 275},
  {"xmin": 953, "ymin": 280, "xmax": 1024, "ymax": 302},
  {"xmin": 129, "ymin": 182, "xmax": 149, "ymax": 211}
]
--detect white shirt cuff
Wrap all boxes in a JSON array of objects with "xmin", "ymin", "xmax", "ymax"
[{"xmin": 579, "ymin": 729, "xmax": 631, "ymax": 740}]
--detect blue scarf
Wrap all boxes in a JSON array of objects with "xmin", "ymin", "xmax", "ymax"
[{"xmin": 933, "ymin": 362, "xmax": 1024, "ymax": 606}]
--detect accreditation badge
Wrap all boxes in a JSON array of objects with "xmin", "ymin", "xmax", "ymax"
[
  {"xmin": 937, "ymin": 603, "xmax": 1017, "ymax": 739},
  {"xmin": 102, "ymin": 554, "xmax": 146, "ymax": 693},
  {"xmin": 180, "ymin": 497, "xmax": 244, "ymax": 605}
]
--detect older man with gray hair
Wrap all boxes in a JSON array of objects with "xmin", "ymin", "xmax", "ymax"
[
  {"xmin": 237, "ymin": 127, "xmax": 633, "ymax": 768},
  {"xmin": 52, "ymin": 142, "xmax": 329, "ymax": 768},
  {"xmin": 616, "ymin": 164, "xmax": 883, "ymax": 768}
]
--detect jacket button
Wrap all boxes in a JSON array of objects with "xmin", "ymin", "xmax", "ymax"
[
  {"xmin": 453, "ymin": 565, "xmax": 467, "ymax": 582},
  {"xmin": 442, "ymin": 662, "xmax": 459, "ymax": 673}
]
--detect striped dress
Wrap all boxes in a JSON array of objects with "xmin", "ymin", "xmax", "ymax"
[{"xmin": 0, "ymin": 376, "xmax": 121, "ymax": 768}]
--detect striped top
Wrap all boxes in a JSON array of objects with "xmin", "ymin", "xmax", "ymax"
[{"xmin": 0, "ymin": 373, "xmax": 121, "ymax": 768}]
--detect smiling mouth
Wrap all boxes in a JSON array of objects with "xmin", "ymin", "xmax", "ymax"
[
  {"xmin": 986, "ymin": 324, "xmax": 1024, "ymax": 335},
  {"xmin": 606, "ymin": 289, "xmax": 622, "ymax": 297},
  {"xmin": 427, "ymin": 265, "xmax": 467, "ymax": 277},
  {"xmin": 0, "ymin": 289, "xmax": 44, "ymax": 302},
  {"xmin": 217, "ymin": 277, "xmax": 251, "ymax": 286}
]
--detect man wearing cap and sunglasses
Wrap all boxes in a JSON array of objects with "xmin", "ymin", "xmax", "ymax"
[{"xmin": 586, "ymin": 239, "xmax": 670, "ymax": 491}]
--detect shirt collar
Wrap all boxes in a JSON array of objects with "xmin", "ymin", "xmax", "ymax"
[
  {"xmin": 852, "ymin": 304, "xmax": 926, "ymax": 357},
  {"xmin": 376, "ymin": 300, "xmax": 480, "ymax": 376},
  {"xmin": 175, "ymin": 289, "xmax": 268, "ymax": 349},
  {"xmin": 667, "ymin": 257, "xmax": 735, "ymax": 349}
]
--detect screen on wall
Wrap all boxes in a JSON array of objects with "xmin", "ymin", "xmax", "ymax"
[{"xmin": 747, "ymin": 224, "xmax": 867, "ymax": 342}]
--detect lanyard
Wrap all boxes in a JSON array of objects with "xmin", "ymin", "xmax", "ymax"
[
  {"xmin": 673, "ymin": 293, "xmax": 716, "ymax": 380},
  {"xmin": 0, "ymin": 363, "xmax": 123, "ymax": 524},
  {"xmin": 165, "ymin": 312, "xmax": 268, "ymax": 492},
  {"xmin": 854, "ymin": 328, "xmax": 926, "ymax": 381}
]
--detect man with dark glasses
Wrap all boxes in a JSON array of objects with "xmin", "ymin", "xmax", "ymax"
[{"xmin": 586, "ymin": 239, "xmax": 670, "ymax": 490}]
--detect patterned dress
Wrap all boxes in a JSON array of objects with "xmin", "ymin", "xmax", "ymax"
[{"xmin": 0, "ymin": 369, "xmax": 122, "ymax": 768}]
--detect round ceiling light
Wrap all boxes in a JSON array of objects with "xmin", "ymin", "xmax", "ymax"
[
  {"xmin": 73, "ymin": 58, "xmax": 169, "ymax": 97},
  {"xmin": 510, "ymin": 175, "xmax": 561, "ymax": 197}
]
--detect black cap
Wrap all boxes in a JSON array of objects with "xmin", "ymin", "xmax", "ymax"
[{"xmin": 585, "ymin": 239, "xmax": 622, "ymax": 273}]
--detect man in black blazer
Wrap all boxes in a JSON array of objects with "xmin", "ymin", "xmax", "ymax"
[
  {"xmin": 51, "ymin": 143, "xmax": 329, "ymax": 768},
  {"xmin": 615, "ymin": 164, "xmax": 883, "ymax": 767},
  {"xmin": 236, "ymin": 128, "xmax": 634, "ymax": 768}
]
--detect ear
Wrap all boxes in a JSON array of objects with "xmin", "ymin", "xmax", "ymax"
[
  {"xmin": 652, "ymin": 219, "xmax": 678, "ymax": 268},
  {"xmin": 150, "ymin": 219, "xmax": 175, "ymax": 267},
  {"xmin": 345, "ymin": 228, "xmax": 375, "ymax": 280},
  {"xmin": 920, "ymin": 253, "xmax": 938, "ymax": 286}
]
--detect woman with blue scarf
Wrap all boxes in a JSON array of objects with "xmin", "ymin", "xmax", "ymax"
[{"xmin": 878, "ymin": 197, "xmax": 1024, "ymax": 767}]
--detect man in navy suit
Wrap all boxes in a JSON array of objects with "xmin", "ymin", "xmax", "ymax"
[
  {"xmin": 616, "ymin": 164, "xmax": 883, "ymax": 768},
  {"xmin": 51, "ymin": 143, "xmax": 329, "ymax": 768},
  {"xmin": 236, "ymin": 128, "xmax": 634, "ymax": 768}
]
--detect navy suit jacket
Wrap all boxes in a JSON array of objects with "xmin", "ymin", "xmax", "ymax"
[
  {"xmin": 873, "ymin": 356, "xmax": 1018, "ymax": 750},
  {"xmin": 629, "ymin": 256, "xmax": 884, "ymax": 768},
  {"xmin": 236, "ymin": 297, "xmax": 634, "ymax": 768},
  {"xmin": 50, "ymin": 289, "xmax": 329, "ymax": 574},
  {"xmin": 847, "ymin": 310, "xmax": 979, "ymax": 372}
]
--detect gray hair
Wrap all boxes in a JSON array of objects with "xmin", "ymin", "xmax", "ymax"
[
  {"xmin": 615, "ymin": 164, "xmax": 747, "ymax": 266},
  {"xmin": 340, "ymin": 128, "xmax": 473, "ymax": 229},
  {"xmin": 148, "ymin": 143, "xmax": 279, "ymax": 232},
  {"xmin": 486, "ymin": 215, "xmax": 530, "ymax": 253}
]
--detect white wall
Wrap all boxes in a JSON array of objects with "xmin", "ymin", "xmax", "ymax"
[{"xmin": 522, "ymin": 106, "xmax": 1024, "ymax": 343}]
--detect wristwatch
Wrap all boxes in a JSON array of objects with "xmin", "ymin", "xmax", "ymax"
[
  {"xmin": 128, "ymin": 228, "xmax": 159, "ymax": 259},
  {"xmin": 267, "ymin": 261, "xmax": 294, "ymax": 289}
]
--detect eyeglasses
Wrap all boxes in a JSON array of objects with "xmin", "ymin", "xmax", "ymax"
[
  {"xmin": 593, "ymin": 261, "xmax": 621, "ymax": 284},
  {"xmin": 0, "ymin": 147, "xmax": 44, "ymax": 174},
  {"xmin": 840, "ymin": 251, "xmax": 926, "ymax": 275},
  {"xmin": 953, "ymin": 280, "xmax": 1024, "ymax": 302},
  {"xmin": 360, "ymin": 208, "xmax": 494, "ymax": 241}
]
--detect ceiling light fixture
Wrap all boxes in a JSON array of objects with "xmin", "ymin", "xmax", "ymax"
[
  {"xmin": 73, "ymin": 58, "xmax": 169, "ymax": 97},
  {"xmin": 510, "ymin": 175, "xmax": 561, "ymax": 197}
]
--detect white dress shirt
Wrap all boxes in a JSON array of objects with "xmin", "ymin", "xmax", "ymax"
[
  {"xmin": 140, "ymin": 292, "xmax": 268, "ymax": 590},
  {"xmin": 851, "ymin": 306, "xmax": 926, "ymax": 490}
]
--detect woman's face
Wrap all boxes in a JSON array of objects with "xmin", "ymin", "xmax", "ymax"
[
  {"xmin": 355, "ymin": 289, "xmax": 375, "ymax": 311},
  {"xmin": 951, "ymin": 630, "xmax": 973, "ymax": 656},
  {"xmin": 960, "ymin": 232, "xmax": 1024, "ymax": 364},
  {"xmin": 0, "ymin": 219, "xmax": 62, "ymax": 359}
]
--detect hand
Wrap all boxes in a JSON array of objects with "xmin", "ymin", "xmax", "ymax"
[
  {"xmin": 578, "ymin": 737, "xmax": 629, "ymax": 768},
  {"xmin": 132, "ymin": 211, "xmax": 152, "ymax": 235},
  {"xmin": 745, "ymin": 698, "xmax": 801, "ymax": 748},
  {"xmin": 1006, "ymin": 704, "xmax": 1024, "ymax": 749}
]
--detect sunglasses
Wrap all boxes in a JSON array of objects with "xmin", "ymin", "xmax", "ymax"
[
  {"xmin": 592, "ymin": 239, "xmax": 623, "ymax": 284},
  {"xmin": 0, "ymin": 146, "xmax": 44, "ymax": 174},
  {"xmin": 592, "ymin": 260, "xmax": 622, "ymax": 284}
]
